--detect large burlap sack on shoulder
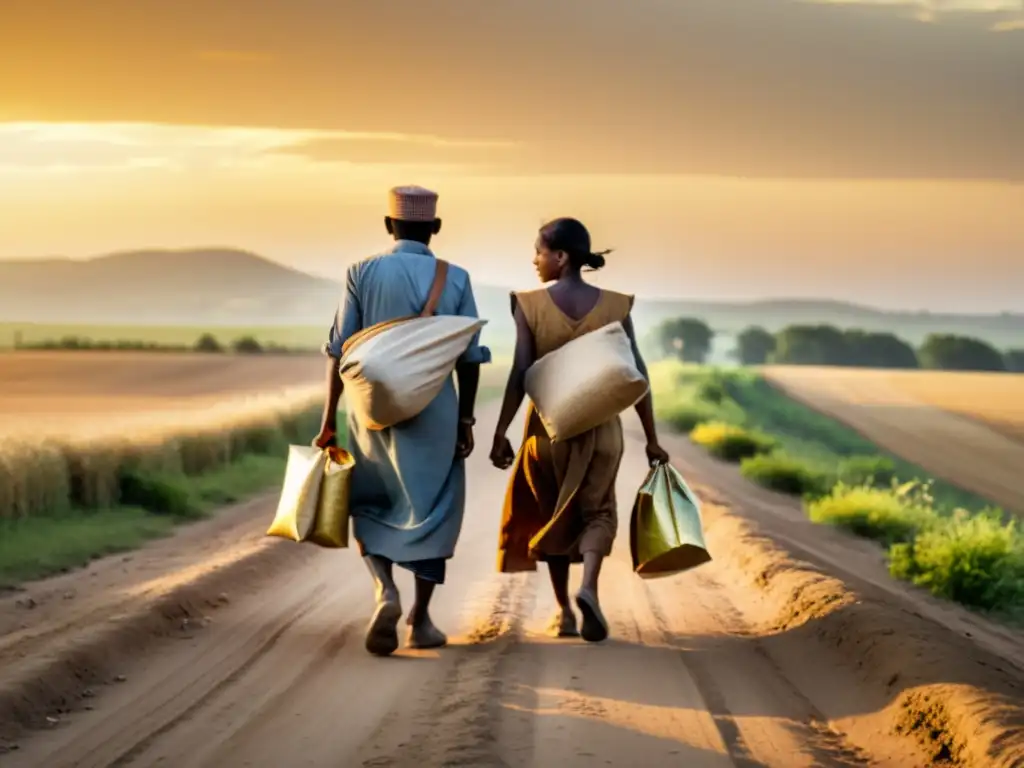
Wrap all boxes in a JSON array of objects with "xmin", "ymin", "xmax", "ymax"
[
  {"xmin": 340, "ymin": 315, "xmax": 487, "ymax": 430},
  {"xmin": 525, "ymin": 321, "xmax": 648, "ymax": 442}
]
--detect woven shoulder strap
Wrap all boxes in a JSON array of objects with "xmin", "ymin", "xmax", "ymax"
[{"xmin": 420, "ymin": 259, "xmax": 449, "ymax": 317}]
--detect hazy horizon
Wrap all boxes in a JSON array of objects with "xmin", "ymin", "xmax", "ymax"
[
  {"xmin": 3, "ymin": 1, "xmax": 1022, "ymax": 314},
  {"xmin": 4, "ymin": 244, "xmax": 1023, "ymax": 318}
]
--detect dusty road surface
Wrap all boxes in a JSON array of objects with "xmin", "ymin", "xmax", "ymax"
[{"xmin": 2, "ymin": 406, "xmax": 1022, "ymax": 767}]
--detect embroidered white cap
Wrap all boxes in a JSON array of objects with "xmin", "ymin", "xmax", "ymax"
[{"xmin": 387, "ymin": 185, "xmax": 439, "ymax": 222}]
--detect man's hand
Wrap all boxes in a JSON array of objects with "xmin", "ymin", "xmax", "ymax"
[
  {"xmin": 312, "ymin": 425, "xmax": 336, "ymax": 450},
  {"xmin": 455, "ymin": 420, "xmax": 475, "ymax": 460},
  {"xmin": 490, "ymin": 434, "xmax": 516, "ymax": 470}
]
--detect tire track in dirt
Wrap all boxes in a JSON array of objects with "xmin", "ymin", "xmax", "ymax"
[{"xmin": 108, "ymin": 593, "xmax": 332, "ymax": 767}]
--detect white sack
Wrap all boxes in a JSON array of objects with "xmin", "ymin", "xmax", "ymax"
[
  {"xmin": 526, "ymin": 321, "xmax": 649, "ymax": 442},
  {"xmin": 340, "ymin": 315, "xmax": 487, "ymax": 430}
]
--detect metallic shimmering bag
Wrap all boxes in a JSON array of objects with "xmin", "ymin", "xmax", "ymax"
[
  {"xmin": 630, "ymin": 462, "xmax": 711, "ymax": 578},
  {"xmin": 267, "ymin": 445, "xmax": 354, "ymax": 548},
  {"xmin": 306, "ymin": 446, "xmax": 354, "ymax": 548},
  {"xmin": 266, "ymin": 445, "xmax": 329, "ymax": 542}
]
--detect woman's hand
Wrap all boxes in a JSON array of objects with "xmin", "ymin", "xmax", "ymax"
[
  {"xmin": 490, "ymin": 434, "xmax": 516, "ymax": 470},
  {"xmin": 312, "ymin": 425, "xmax": 336, "ymax": 450},
  {"xmin": 645, "ymin": 442, "xmax": 670, "ymax": 467}
]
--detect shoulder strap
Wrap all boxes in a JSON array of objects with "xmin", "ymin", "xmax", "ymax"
[{"xmin": 420, "ymin": 259, "xmax": 449, "ymax": 317}]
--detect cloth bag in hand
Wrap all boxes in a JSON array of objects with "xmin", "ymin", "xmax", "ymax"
[
  {"xmin": 525, "ymin": 321, "xmax": 648, "ymax": 442},
  {"xmin": 629, "ymin": 461, "xmax": 711, "ymax": 578},
  {"xmin": 267, "ymin": 445, "xmax": 354, "ymax": 548},
  {"xmin": 339, "ymin": 259, "xmax": 486, "ymax": 431}
]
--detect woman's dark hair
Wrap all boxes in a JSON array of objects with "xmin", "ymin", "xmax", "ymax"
[{"xmin": 538, "ymin": 218, "xmax": 612, "ymax": 271}]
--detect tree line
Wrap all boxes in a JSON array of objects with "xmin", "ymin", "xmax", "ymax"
[
  {"xmin": 15, "ymin": 333, "xmax": 312, "ymax": 355},
  {"xmin": 655, "ymin": 318, "xmax": 1024, "ymax": 373}
]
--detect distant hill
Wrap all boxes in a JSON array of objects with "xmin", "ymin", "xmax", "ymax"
[
  {"xmin": 0, "ymin": 249, "xmax": 340, "ymax": 327},
  {"xmin": 1, "ymin": 249, "xmax": 1021, "ymax": 356}
]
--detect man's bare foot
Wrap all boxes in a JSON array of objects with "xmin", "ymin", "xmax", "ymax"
[
  {"xmin": 365, "ymin": 593, "xmax": 402, "ymax": 656},
  {"xmin": 549, "ymin": 607, "xmax": 579, "ymax": 638},
  {"xmin": 406, "ymin": 615, "xmax": 448, "ymax": 650}
]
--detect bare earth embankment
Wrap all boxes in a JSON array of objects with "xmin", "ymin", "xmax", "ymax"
[
  {"xmin": 2, "ymin": 392, "xmax": 1022, "ymax": 766},
  {"xmin": 761, "ymin": 366, "xmax": 1024, "ymax": 516}
]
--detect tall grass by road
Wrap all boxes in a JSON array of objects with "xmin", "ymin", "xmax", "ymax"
[{"xmin": 652, "ymin": 362, "xmax": 1024, "ymax": 618}]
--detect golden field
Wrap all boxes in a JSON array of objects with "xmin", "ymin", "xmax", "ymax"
[
  {"xmin": 0, "ymin": 351, "xmax": 326, "ymax": 439},
  {"xmin": 0, "ymin": 351, "xmax": 328, "ymax": 520},
  {"xmin": 761, "ymin": 366, "xmax": 1024, "ymax": 515}
]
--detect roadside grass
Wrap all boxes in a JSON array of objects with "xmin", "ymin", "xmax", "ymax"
[
  {"xmin": 811, "ymin": 482, "xmax": 1024, "ymax": 616},
  {"xmin": 652, "ymin": 360, "xmax": 1023, "ymax": 618},
  {"xmin": 0, "ymin": 508, "xmax": 175, "ymax": 587},
  {"xmin": 807, "ymin": 481, "xmax": 937, "ymax": 547},
  {"xmin": 889, "ymin": 509, "xmax": 1024, "ymax": 615},
  {"xmin": 653, "ymin": 362, "xmax": 992, "ymax": 513},
  {"xmin": 740, "ymin": 454, "xmax": 830, "ymax": 497}
]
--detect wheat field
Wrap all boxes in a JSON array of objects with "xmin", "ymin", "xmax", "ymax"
[
  {"xmin": 761, "ymin": 366, "xmax": 1024, "ymax": 515},
  {"xmin": 0, "ymin": 351, "xmax": 326, "ymax": 438},
  {"xmin": 0, "ymin": 352, "xmax": 329, "ymax": 520}
]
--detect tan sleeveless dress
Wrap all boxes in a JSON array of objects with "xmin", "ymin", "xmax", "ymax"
[{"xmin": 497, "ymin": 287, "xmax": 635, "ymax": 573}]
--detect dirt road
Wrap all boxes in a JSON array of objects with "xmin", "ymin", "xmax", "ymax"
[{"xmin": 2, "ymin": 405, "xmax": 1021, "ymax": 767}]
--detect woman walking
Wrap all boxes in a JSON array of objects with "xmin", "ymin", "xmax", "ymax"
[{"xmin": 490, "ymin": 218, "xmax": 669, "ymax": 642}]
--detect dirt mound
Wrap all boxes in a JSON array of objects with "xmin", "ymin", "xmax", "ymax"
[{"xmin": 704, "ymin": 503, "xmax": 1024, "ymax": 767}]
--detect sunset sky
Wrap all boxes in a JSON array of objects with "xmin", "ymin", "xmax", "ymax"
[{"xmin": 1, "ymin": 0, "xmax": 1022, "ymax": 312}]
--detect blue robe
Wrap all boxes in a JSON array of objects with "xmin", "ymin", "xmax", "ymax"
[{"xmin": 324, "ymin": 240, "xmax": 490, "ymax": 583}]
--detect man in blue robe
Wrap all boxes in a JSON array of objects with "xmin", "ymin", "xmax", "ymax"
[{"xmin": 314, "ymin": 186, "xmax": 490, "ymax": 656}]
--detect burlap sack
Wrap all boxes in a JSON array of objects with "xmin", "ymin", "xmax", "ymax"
[
  {"xmin": 525, "ymin": 321, "xmax": 648, "ymax": 442},
  {"xmin": 340, "ymin": 315, "xmax": 487, "ymax": 430}
]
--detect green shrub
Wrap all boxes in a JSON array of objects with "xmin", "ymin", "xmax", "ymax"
[
  {"xmin": 663, "ymin": 404, "xmax": 716, "ymax": 433},
  {"xmin": 889, "ymin": 510, "xmax": 1024, "ymax": 612},
  {"xmin": 740, "ymin": 454, "xmax": 829, "ymax": 497},
  {"xmin": 837, "ymin": 455, "xmax": 897, "ymax": 488},
  {"xmin": 696, "ymin": 375, "xmax": 728, "ymax": 405},
  {"xmin": 806, "ymin": 482, "xmax": 936, "ymax": 546},
  {"xmin": 118, "ymin": 468, "xmax": 200, "ymax": 519},
  {"xmin": 690, "ymin": 422, "xmax": 776, "ymax": 462}
]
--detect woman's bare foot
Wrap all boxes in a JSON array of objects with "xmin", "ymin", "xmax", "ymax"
[
  {"xmin": 406, "ymin": 614, "xmax": 448, "ymax": 650},
  {"xmin": 549, "ymin": 607, "xmax": 579, "ymax": 638},
  {"xmin": 575, "ymin": 587, "xmax": 609, "ymax": 643}
]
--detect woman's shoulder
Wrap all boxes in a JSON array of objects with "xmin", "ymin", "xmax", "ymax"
[
  {"xmin": 509, "ymin": 287, "xmax": 549, "ymax": 316},
  {"xmin": 598, "ymin": 289, "xmax": 636, "ymax": 316}
]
